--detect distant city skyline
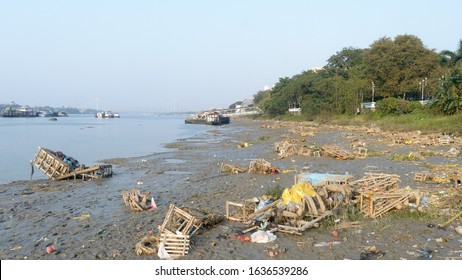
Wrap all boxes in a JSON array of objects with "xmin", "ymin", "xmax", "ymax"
[{"xmin": 1, "ymin": 0, "xmax": 461, "ymax": 112}]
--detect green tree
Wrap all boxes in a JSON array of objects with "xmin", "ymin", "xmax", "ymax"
[
  {"xmin": 439, "ymin": 39, "xmax": 462, "ymax": 67},
  {"xmin": 363, "ymin": 35, "xmax": 440, "ymax": 99},
  {"xmin": 433, "ymin": 65, "xmax": 462, "ymax": 114},
  {"xmin": 327, "ymin": 47, "xmax": 365, "ymax": 70}
]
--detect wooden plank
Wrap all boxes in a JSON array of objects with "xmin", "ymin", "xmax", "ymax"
[{"xmin": 248, "ymin": 199, "xmax": 282, "ymax": 219}]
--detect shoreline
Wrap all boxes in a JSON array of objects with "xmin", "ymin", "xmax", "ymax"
[{"xmin": 1, "ymin": 119, "xmax": 461, "ymax": 260}]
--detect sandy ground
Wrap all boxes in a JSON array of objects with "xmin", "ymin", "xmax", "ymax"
[{"xmin": 1, "ymin": 119, "xmax": 461, "ymax": 260}]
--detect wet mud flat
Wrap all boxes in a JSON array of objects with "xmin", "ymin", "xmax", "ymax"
[{"xmin": 1, "ymin": 120, "xmax": 461, "ymax": 260}]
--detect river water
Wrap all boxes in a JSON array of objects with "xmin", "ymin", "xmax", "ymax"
[{"xmin": 0, "ymin": 113, "xmax": 208, "ymax": 184}]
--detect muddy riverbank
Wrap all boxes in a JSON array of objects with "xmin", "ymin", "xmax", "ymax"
[{"xmin": 1, "ymin": 119, "xmax": 461, "ymax": 260}]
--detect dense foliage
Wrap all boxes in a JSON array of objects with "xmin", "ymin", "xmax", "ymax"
[{"xmin": 255, "ymin": 35, "xmax": 462, "ymax": 118}]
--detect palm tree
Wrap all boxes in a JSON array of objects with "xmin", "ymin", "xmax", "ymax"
[
  {"xmin": 433, "ymin": 65, "xmax": 462, "ymax": 114},
  {"xmin": 439, "ymin": 39, "xmax": 462, "ymax": 67}
]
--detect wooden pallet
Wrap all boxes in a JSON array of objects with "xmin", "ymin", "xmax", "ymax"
[
  {"xmin": 359, "ymin": 191, "xmax": 411, "ymax": 218},
  {"xmin": 158, "ymin": 204, "xmax": 203, "ymax": 236},
  {"xmin": 159, "ymin": 233, "xmax": 190, "ymax": 257}
]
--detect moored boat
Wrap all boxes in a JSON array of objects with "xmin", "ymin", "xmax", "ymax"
[{"xmin": 185, "ymin": 110, "xmax": 230, "ymax": 125}]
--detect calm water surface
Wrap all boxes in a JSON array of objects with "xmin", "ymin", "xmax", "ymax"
[{"xmin": 0, "ymin": 113, "xmax": 209, "ymax": 184}]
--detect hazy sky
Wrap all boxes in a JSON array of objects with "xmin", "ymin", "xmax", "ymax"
[{"xmin": 1, "ymin": 0, "xmax": 461, "ymax": 112}]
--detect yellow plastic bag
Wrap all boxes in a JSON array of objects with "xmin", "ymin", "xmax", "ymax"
[{"xmin": 281, "ymin": 182, "xmax": 316, "ymax": 204}]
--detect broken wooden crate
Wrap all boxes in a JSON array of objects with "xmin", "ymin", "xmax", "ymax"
[
  {"xmin": 159, "ymin": 233, "xmax": 190, "ymax": 257},
  {"xmin": 350, "ymin": 172, "xmax": 400, "ymax": 192},
  {"xmin": 358, "ymin": 190, "xmax": 412, "ymax": 218},
  {"xmin": 158, "ymin": 204, "xmax": 203, "ymax": 236},
  {"xmin": 33, "ymin": 146, "xmax": 112, "ymax": 180},
  {"xmin": 248, "ymin": 159, "xmax": 279, "ymax": 174},
  {"xmin": 122, "ymin": 189, "xmax": 150, "ymax": 211},
  {"xmin": 277, "ymin": 211, "xmax": 333, "ymax": 235},
  {"xmin": 321, "ymin": 145, "xmax": 355, "ymax": 160},
  {"xmin": 414, "ymin": 172, "xmax": 432, "ymax": 182},
  {"xmin": 225, "ymin": 199, "xmax": 255, "ymax": 223}
]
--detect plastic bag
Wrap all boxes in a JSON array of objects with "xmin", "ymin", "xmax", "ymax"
[
  {"xmin": 281, "ymin": 182, "xmax": 316, "ymax": 204},
  {"xmin": 157, "ymin": 242, "xmax": 173, "ymax": 260},
  {"xmin": 250, "ymin": 230, "xmax": 277, "ymax": 243}
]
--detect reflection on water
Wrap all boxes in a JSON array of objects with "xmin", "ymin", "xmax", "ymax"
[{"xmin": 0, "ymin": 113, "xmax": 209, "ymax": 184}]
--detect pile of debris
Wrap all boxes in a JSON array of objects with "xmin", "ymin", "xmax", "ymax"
[
  {"xmin": 220, "ymin": 163, "xmax": 247, "ymax": 174},
  {"xmin": 248, "ymin": 159, "xmax": 279, "ymax": 174},
  {"xmin": 122, "ymin": 189, "xmax": 157, "ymax": 212},
  {"xmin": 274, "ymin": 141, "xmax": 314, "ymax": 158},
  {"xmin": 220, "ymin": 159, "xmax": 279, "ymax": 174},
  {"xmin": 321, "ymin": 145, "xmax": 356, "ymax": 160},
  {"xmin": 135, "ymin": 204, "xmax": 222, "ymax": 258},
  {"xmin": 226, "ymin": 173, "xmax": 355, "ymax": 236}
]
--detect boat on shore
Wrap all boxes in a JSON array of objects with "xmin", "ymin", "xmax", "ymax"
[{"xmin": 185, "ymin": 111, "xmax": 230, "ymax": 125}]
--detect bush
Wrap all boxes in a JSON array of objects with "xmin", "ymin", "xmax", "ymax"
[{"xmin": 376, "ymin": 97, "xmax": 422, "ymax": 115}]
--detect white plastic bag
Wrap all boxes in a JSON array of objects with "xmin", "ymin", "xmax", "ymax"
[
  {"xmin": 250, "ymin": 230, "xmax": 277, "ymax": 243},
  {"xmin": 157, "ymin": 242, "xmax": 173, "ymax": 260}
]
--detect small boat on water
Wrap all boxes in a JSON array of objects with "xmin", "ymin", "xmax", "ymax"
[{"xmin": 185, "ymin": 111, "xmax": 230, "ymax": 125}]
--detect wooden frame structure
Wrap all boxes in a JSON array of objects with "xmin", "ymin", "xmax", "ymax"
[
  {"xmin": 359, "ymin": 191, "xmax": 411, "ymax": 218},
  {"xmin": 33, "ymin": 146, "xmax": 112, "ymax": 180},
  {"xmin": 414, "ymin": 172, "xmax": 432, "ymax": 182},
  {"xmin": 351, "ymin": 173, "xmax": 400, "ymax": 192},
  {"xmin": 159, "ymin": 233, "xmax": 190, "ymax": 257},
  {"xmin": 321, "ymin": 145, "xmax": 355, "ymax": 160},
  {"xmin": 226, "ymin": 201, "xmax": 251, "ymax": 223},
  {"xmin": 277, "ymin": 211, "xmax": 333, "ymax": 235},
  {"xmin": 158, "ymin": 204, "xmax": 203, "ymax": 236}
]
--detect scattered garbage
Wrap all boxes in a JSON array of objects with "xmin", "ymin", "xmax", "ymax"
[
  {"xmin": 314, "ymin": 241, "xmax": 343, "ymax": 247},
  {"xmin": 237, "ymin": 142, "xmax": 249, "ymax": 148},
  {"xmin": 417, "ymin": 248, "xmax": 433, "ymax": 259},
  {"xmin": 265, "ymin": 244, "xmax": 286, "ymax": 257},
  {"xmin": 72, "ymin": 213, "xmax": 91, "ymax": 222},
  {"xmin": 448, "ymin": 147, "xmax": 460, "ymax": 156},
  {"xmin": 456, "ymin": 226, "xmax": 462, "ymax": 236},
  {"xmin": 46, "ymin": 245, "xmax": 56, "ymax": 254},
  {"xmin": 360, "ymin": 246, "xmax": 385, "ymax": 260}
]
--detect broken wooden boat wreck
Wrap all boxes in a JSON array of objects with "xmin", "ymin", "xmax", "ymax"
[
  {"xmin": 184, "ymin": 110, "xmax": 230, "ymax": 125},
  {"xmin": 33, "ymin": 146, "xmax": 112, "ymax": 180}
]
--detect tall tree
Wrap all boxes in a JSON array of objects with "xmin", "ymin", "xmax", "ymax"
[
  {"xmin": 363, "ymin": 35, "xmax": 440, "ymax": 99},
  {"xmin": 439, "ymin": 39, "xmax": 462, "ymax": 67}
]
